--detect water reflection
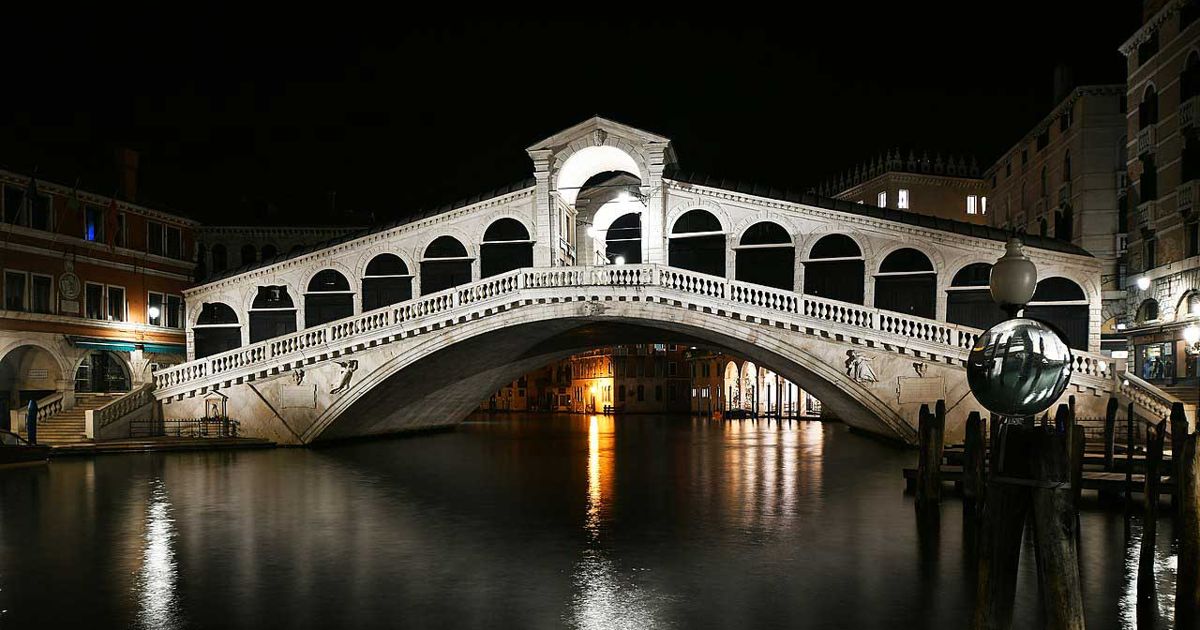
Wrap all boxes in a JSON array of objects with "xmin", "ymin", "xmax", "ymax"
[
  {"xmin": 135, "ymin": 478, "xmax": 180, "ymax": 630},
  {"xmin": 1118, "ymin": 518, "xmax": 1178, "ymax": 629}
]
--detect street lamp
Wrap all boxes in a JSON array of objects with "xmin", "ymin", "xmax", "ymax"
[
  {"xmin": 1185, "ymin": 324, "xmax": 1200, "ymax": 351},
  {"xmin": 989, "ymin": 238, "xmax": 1037, "ymax": 318},
  {"xmin": 1136, "ymin": 276, "xmax": 1151, "ymax": 291},
  {"xmin": 614, "ymin": 256, "xmax": 626, "ymax": 266},
  {"xmin": 147, "ymin": 306, "xmax": 161, "ymax": 321}
]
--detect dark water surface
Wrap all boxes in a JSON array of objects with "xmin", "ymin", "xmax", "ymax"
[{"xmin": 0, "ymin": 415, "xmax": 1182, "ymax": 629}]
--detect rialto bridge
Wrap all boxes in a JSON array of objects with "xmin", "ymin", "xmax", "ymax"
[{"xmin": 149, "ymin": 117, "xmax": 1144, "ymax": 446}]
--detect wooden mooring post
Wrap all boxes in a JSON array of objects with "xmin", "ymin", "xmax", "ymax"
[
  {"xmin": 964, "ymin": 411, "xmax": 985, "ymax": 514},
  {"xmin": 1126, "ymin": 402, "xmax": 1136, "ymax": 509},
  {"xmin": 1172, "ymin": 402, "xmax": 1189, "ymax": 509},
  {"xmin": 973, "ymin": 422, "xmax": 1085, "ymax": 630},
  {"xmin": 1178, "ymin": 429, "xmax": 1200, "ymax": 630},
  {"xmin": 1103, "ymin": 397, "xmax": 1119, "ymax": 472},
  {"xmin": 917, "ymin": 401, "xmax": 946, "ymax": 507},
  {"xmin": 1138, "ymin": 421, "xmax": 1165, "ymax": 626}
]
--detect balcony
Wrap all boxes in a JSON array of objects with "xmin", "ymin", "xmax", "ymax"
[
  {"xmin": 1182, "ymin": 96, "xmax": 1199, "ymax": 130},
  {"xmin": 1137, "ymin": 124, "xmax": 1157, "ymax": 155},
  {"xmin": 1137, "ymin": 200, "xmax": 1156, "ymax": 228},
  {"xmin": 1180, "ymin": 180, "xmax": 1199, "ymax": 215}
]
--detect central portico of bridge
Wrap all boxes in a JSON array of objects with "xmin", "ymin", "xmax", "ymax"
[{"xmin": 150, "ymin": 117, "xmax": 1128, "ymax": 445}]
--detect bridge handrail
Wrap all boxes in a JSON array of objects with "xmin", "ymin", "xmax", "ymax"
[
  {"xmin": 90, "ymin": 383, "xmax": 155, "ymax": 431},
  {"xmin": 154, "ymin": 263, "xmax": 1113, "ymax": 395},
  {"xmin": 1119, "ymin": 372, "xmax": 1189, "ymax": 421}
]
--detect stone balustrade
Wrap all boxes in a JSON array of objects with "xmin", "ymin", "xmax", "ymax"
[
  {"xmin": 86, "ymin": 384, "xmax": 156, "ymax": 439},
  {"xmin": 155, "ymin": 263, "xmax": 1115, "ymax": 399}
]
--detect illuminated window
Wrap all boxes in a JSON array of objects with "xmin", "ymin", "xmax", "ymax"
[
  {"xmin": 877, "ymin": 191, "xmax": 887, "ymax": 207},
  {"xmin": 897, "ymin": 189, "xmax": 909, "ymax": 209},
  {"xmin": 981, "ymin": 197, "xmax": 988, "ymax": 215},
  {"xmin": 966, "ymin": 195, "xmax": 978, "ymax": 214}
]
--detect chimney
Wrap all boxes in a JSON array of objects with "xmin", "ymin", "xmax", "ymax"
[
  {"xmin": 1052, "ymin": 63, "xmax": 1074, "ymax": 104},
  {"xmin": 115, "ymin": 148, "xmax": 139, "ymax": 202}
]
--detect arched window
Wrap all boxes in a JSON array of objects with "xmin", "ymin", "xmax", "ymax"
[
  {"xmin": 1063, "ymin": 151, "xmax": 1072, "ymax": 182},
  {"xmin": 735, "ymin": 221, "xmax": 794, "ymax": 290},
  {"xmin": 249, "ymin": 286, "xmax": 297, "ymax": 343},
  {"xmin": 946, "ymin": 263, "xmax": 1004, "ymax": 330},
  {"xmin": 1040, "ymin": 166, "xmax": 1048, "ymax": 197},
  {"xmin": 421, "ymin": 236, "xmax": 472, "ymax": 295},
  {"xmin": 305, "ymin": 270, "xmax": 353, "ymax": 328},
  {"xmin": 261, "ymin": 244, "xmax": 278, "ymax": 260},
  {"xmin": 362, "ymin": 254, "xmax": 412, "ymax": 310},
  {"xmin": 193, "ymin": 302, "xmax": 241, "ymax": 358},
  {"xmin": 480, "ymin": 218, "xmax": 533, "ymax": 277},
  {"xmin": 605, "ymin": 213, "xmax": 642, "ymax": 264},
  {"xmin": 669, "ymin": 209, "xmax": 725, "ymax": 277},
  {"xmin": 211, "ymin": 244, "xmax": 228, "ymax": 273},
  {"xmin": 1181, "ymin": 291, "xmax": 1200, "ymax": 318},
  {"xmin": 1140, "ymin": 85, "xmax": 1159, "ymax": 129},
  {"xmin": 240, "ymin": 244, "xmax": 257, "ymax": 267},
  {"xmin": 1024, "ymin": 277, "xmax": 1089, "ymax": 350},
  {"xmin": 1183, "ymin": 51, "xmax": 1200, "ymax": 102},
  {"xmin": 1137, "ymin": 298, "xmax": 1160, "ymax": 323},
  {"xmin": 803, "ymin": 234, "xmax": 864, "ymax": 304},
  {"xmin": 1055, "ymin": 206, "xmax": 1074, "ymax": 242},
  {"xmin": 874, "ymin": 248, "xmax": 936, "ymax": 318}
]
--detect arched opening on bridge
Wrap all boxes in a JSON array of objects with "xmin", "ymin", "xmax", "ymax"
[
  {"xmin": 193, "ymin": 302, "xmax": 241, "ymax": 359},
  {"xmin": 1024, "ymin": 277, "xmax": 1089, "ymax": 351},
  {"xmin": 759, "ymin": 367, "xmax": 778, "ymax": 415},
  {"xmin": 803, "ymin": 235, "xmax": 864, "ymax": 304},
  {"xmin": 305, "ymin": 270, "xmax": 354, "ymax": 328},
  {"xmin": 362, "ymin": 254, "xmax": 413, "ymax": 310},
  {"xmin": 874, "ymin": 249, "xmax": 936, "ymax": 319},
  {"xmin": 605, "ymin": 213, "xmax": 642, "ymax": 265},
  {"xmin": 946, "ymin": 263, "xmax": 1004, "ymax": 330},
  {"xmin": 0, "ymin": 345, "xmax": 62, "ymax": 414},
  {"xmin": 421, "ymin": 236, "xmax": 473, "ymax": 295},
  {"xmin": 481, "ymin": 219, "xmax": 534, "ymax": 277},
  {"xmin": 249, "ymin": 286, "xmax": 297, "ymax": 343},
  {"xmin": 735, "ymin": 221, "xmax": 794, "ymax": 290},
  {"xmin": 669, "ymin": 210, "xmax": 725, "ymax": 277},
  {"xmin": 73, "ymin": 351, "xmax": 130, "ymax": 393},
  {"xmin": 575, "ymin": 171, "xmax": 645, "ymax": 266}
]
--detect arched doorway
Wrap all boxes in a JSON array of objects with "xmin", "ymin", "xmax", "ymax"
[
  {"xmin": 723, "ymin": 361, "xmax": 740, "ymax": 412},
  {"xmin": 669, "ymin": 209, "xmax": 725, "ymax": 277},
  {"xmin": 481, "ymin": 219, "xmax": 534, "ymax": 277},
  {"xmin": 740, "ymin": 361, "xmax": 757, "ymax": 413},
  {"xmin": 735, "ymin": 221, "xmax": 794, "ymax": 290},
  {"xmin": 803, "ymin": 235, "xmax": 864, "ymax": 304},
  {"xmin": 73, "ymin": 351, "xmax": 130, "ymax": 393},
  {"xmin": 874, "ymin": 249, "xmax": 936, "ymax": 318},
  {"xmin": 421, "ymin": 236, "xmax": 473, "ymax": 295},
  {"xmin": 249, "ymin": 285, "xmax": 297, "ymax": 343},
  {"xmin": 362, "ymin": 254, "xmax": 413, "ymax": 310},
  {"xmin": 1024, "ymin": 277, "xmax": 1089, "ymax": 351},
  {"xmin": 193, "ymin": 302, "xmax": 242, "ymax": 359},
  {"xmin": 305, "ymin": 270, "xmax": 354, "ymax": 328},
  {"xmin": 946, "ymin": 263, "xmax": 1004, "ymax": 330},
  {"xmin": 0, "ymin": 345, "xmax": 63, "ymax": 417},
  {"xmin": 573, "ymin": 171, "xmax": 645, "ymax": 265}
]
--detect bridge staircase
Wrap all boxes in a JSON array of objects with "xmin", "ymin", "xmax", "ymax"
[{"xmin": 15, "ymin": 393, "xmax": 122, "ymax": 446}]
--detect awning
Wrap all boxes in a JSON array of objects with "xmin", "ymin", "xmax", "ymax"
[{"xmin": 66, "ymin": 337, "xmax": 185, "ymax": 356}]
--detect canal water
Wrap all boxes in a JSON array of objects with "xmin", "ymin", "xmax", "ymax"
[{"xmin": 0, "ymin": 414, "xmax": 1182, "ymax": 629}]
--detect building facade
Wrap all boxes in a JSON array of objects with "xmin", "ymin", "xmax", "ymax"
[
  {"xmin": 823, "ymin": 150, "xmax": 990, "ymax": 224},
  {"xmin": 196, "ymin": 225, "xmax": 367, "ymax": 282},
  {"xmin": 1120, "ymin": 0, "xmax": 1200, "ymax": 400},
  {"xmin": 985, "ymin": 85, "xmax": 1128, "ymax": 354},
  {"xmin": 686, "ymin": 349, "xmax": 821, "ymax": 419},
  {"xmin": 0, "ymin": 168, "xmax": 196, "ymax": 436}
]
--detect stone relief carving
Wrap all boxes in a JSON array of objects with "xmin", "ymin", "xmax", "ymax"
[
  {"xmin": 912, "ymin": 362, "xmax": 927, "ymax": 378},
  {"xmin": 592, "ymin": 129, "xmax": 607, "ymax": 146},
  {"xmin": 330, "ymin": 360, "xmax": 359, "ymax": 395},
  {"xmin": 846, "ymin": 350, "xmax": 878, "ymax": 383},
  {"xmin": 293, "ymin": 368, "xmax": 305, "ymax": 385}
]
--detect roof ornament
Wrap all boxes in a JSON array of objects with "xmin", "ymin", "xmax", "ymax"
[{"xmin": 592, "ymin": 129, "xmax": 607, "ymax": 146}]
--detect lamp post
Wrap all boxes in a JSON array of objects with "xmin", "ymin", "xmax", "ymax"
[{"xmin": 989, "ymin": 238, "xmax": 1038, "ymax": 319}]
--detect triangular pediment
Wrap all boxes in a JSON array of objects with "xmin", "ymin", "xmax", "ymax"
[{"xmin": 526, "ymin": 116, "xmax": 671, "ymax": 153}]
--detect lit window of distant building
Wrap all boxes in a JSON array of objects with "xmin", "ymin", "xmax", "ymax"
[
  {"xmin": 877, "ymin": 191, "xmax": 887, "ymax": 207},
  {"xmin": 966, "ymin": 195, "xmax": 978, "ymax": 215},
  {"xmin": 897, "ymin": 189, "xmax": 909, "ymax": 209},
  {"xmin": 981, "ymin": 197, "xmax": 988, "ymax": 215}
]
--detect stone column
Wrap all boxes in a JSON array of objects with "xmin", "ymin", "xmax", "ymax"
[
  {"xmin": 643, "ymin": 142, "xmax": 669, "ymax": 264},
  {"xmin": 529, "ymin": 149, "xmax": 555, "ymax": 267}
]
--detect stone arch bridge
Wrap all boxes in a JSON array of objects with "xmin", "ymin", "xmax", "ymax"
[{"xmin": 153, "ymin": 118, "xmax": 1128, "ymax": 445}]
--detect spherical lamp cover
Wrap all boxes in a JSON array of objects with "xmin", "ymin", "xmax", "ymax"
[
  {"xmin": 990, "ymin": 239, "xmax": 1038, "ymax": 309},
  {"xmin": 967, "ymin": 318, "xmax": 1073, "ymax": 417}
]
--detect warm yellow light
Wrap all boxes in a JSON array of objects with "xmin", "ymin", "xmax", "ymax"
[{"xmin": 1184, "ymin": 325, "xmax": 1200, "ymax": 346}]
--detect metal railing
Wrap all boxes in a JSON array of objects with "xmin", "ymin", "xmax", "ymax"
[{"xmin": 129, "ymin": 417, "xmax": 239, "ymax": 438}]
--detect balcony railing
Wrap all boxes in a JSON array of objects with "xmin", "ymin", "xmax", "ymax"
[
  {"xmin": 1137, "ymin": 124, "xmax": 1157, "ymax": 155},
  {"xmin": 1180, "ymin": 180, "xmax": 1198, "ymax": 215},
  {"xmin": 1137, "ymin": 200, "xmax": 1156, "ymax": 228},
  {"xmin": 1181, "ymin": 96, "xmax": 1198, "ymax": 130}
]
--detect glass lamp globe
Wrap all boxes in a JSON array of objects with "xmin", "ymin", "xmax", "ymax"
[
  {"xmin": 967, "ymin": 318, "xmax": 1073, "ymax": 417},
  {"xmin": 989, "ymin": 238, "xmax": 1037, "ymax": 310}
]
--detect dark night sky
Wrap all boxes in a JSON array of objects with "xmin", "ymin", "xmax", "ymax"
[{"xmin": 0, "ymin": 5, "xmax": 1142, "ymax": 225}]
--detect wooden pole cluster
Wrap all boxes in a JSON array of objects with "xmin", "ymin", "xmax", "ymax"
[
  {"xmin": 1172, "ymin": 402, "xmax": 1189, "ymax": 509},
  {"xmin": 972, "ymin": 421, "xmax": 1085, "ymax": 630},
  {"xmin": 917, "ymin": 401, "xmax": 947, "ymax": 507},
  {"xmin": 1178, "ymin": 427, "xmax": 1200, "ymax": 630},
  {"xmin": 964, "ymin": 411, "xmax": 986, "ymax": 514},
  {"xmin": 1138, "ymin": 421, "xmax": 1165, "ymax": 625},
  {"xmin": 1103, "ymin": 397, "xmax": 1119, "ymax": 472}
]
